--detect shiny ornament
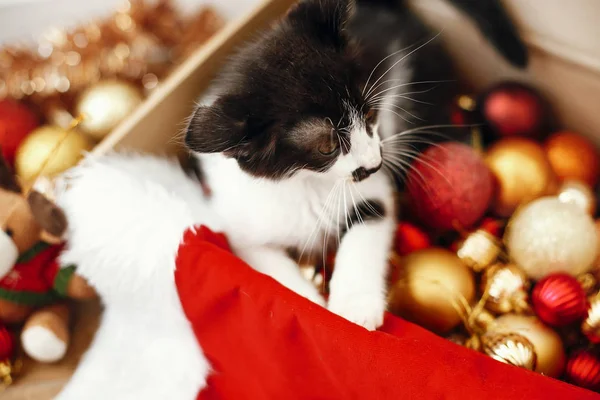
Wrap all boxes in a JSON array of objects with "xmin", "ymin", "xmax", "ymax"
[
  {"xmin": 394, "ymin": 222, "xmax": 431, "ymax": 256},
  {"xmin": 479, "ymin": 217, "xmax": 504, "ymax": 237},
  {"xmin": 481, "ymin": 332, "xmax": 537, "ymax": 371},
  {"xmin": 480, "ymin": 81, "xmax": 547, "ymax": 138},
  {"xmin": 15, "ymin": 125, "xmax": 93, "ymax": 183},
  {"xmin": 485, "ymin": 138, "xmax": 557, "ymax": 217},
  {"xmin": 557, "ymin": 180, "xmax": 596, "ymax": 216},
  {"xmin": 446, "ymin": 333, "xmax": 468, "ymax": 346},
  {"xmin": 0, "ymin": 358, "xmax": 13, "ymax": 387},
  {"xmin": 505, "ymin": 197, "xmax": 598, "ymax": 280},
  {"xmin": 578, "ymin": 273, "xmax": 598, "ymax": 296},
  {"xmin": 492, "ymin": 314, "xmax": 566, "ymax": 377},
  {"xmin": 0, "ymin": 99, "xmax": 39, "ymax": 166},
  {"xmin": 406, "ymin": 142, "xmax": 494, "ymax": 231},
  {"xmin": 532, "ymin": 273, "xmax": 588, "ymax": 327},
  {"xmin": 76, "ymin": 80, "xmax": 144, "ymax": 140},
  {"xmin": 565, "ymin": 350, "xmax": 600, "ymax": 391},
  {"xmin": 582, "ymin": 292, "xmax": 600, "ymax": 344},
  {"xmin": 545, "ymin": 131, "xmax": 600, "ymax": 187},
  {"xmin": 388, "ymin": 248, "xmax": 476, "ymax": 334},
  {"xmin": 482, "ymin": 263, "xmax": 530, "ymax": 314},
  {"xmin": 0, "ymin": 325, "xmax": 13, "ymax": 360},
  {"xmin": 456, "ymin": 229, "xmax": 501, "ymax": 272}
]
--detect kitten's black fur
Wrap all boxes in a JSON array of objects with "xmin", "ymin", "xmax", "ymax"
[{"xmin": 186, "ymin": 0, "xmax": 526, "ymax": 180}]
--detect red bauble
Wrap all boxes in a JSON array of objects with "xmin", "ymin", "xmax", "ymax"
[
  {"xmin": 480, "ymin": 82, "xmax": 546, "ymax": 138},
  {"xmin": 394, "ymin": 222, "xmax": 431, "ymax": 256},
  {"xmin": 566, "ymin": 350, "xmax": 600, "ymax": 391},
  {"xmin": 0, "ymin": 99, "xmax": 39, "ymax": 166},
  {"xmin": 532, "ymin": 274, "xmax": 588, "ymax": 327},
  {"xmin": 479, "ymin": 217, "xmax": 504, "ymax": 237},
  {"xmin": 406, "ymin": 142, "xmax": 494, "ymax": 231},
  {"xmin": 0, "ymin": 325, "xmax": 14, "ymax": 360}
]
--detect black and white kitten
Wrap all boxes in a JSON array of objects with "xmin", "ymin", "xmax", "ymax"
[{"xmin": 185, "ymin": 0, "xmax": 526, "ymax": 330}]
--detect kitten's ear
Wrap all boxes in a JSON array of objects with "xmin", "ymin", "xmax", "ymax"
[
  {"xmin": 185, "ymin": 97, "xmax": 248, "ymax": 156},
  {"xmin": 286, "ymin": 0, "xmax": 356, "ymax": 40}
]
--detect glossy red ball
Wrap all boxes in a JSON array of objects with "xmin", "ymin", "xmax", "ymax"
[
  {"xmin": 395, "ymin": 222, "xmax": 431, "ymax": 256},
  {"xmin": 566, "ymin": 350, "xmax": 600, "ymax": 391},
  {"xmin": 406, "ymin": 142, "xmax": 494, "ymax": 231},
  {"xmin": 532, "ymin": 274, "xmax": 588, "ymax": 327},
  {"xmin": 0, "ymin": 325, "xmax": 14, "ymax": 360},
  {"xmin": 481, "ymin": 82, "xmax": 546, "ymax": 138},
  {"xmin": 0, "ymin": 99, "xmax": 39, "ymax": 166}
]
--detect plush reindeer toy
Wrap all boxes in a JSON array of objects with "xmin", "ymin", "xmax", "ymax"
[{"xmin": 0, "ymin": 152, "xmax": 95, "ymax": 363}]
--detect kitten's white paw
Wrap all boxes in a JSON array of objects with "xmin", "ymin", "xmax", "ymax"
[
  {"xmin": 327, "ymin": 291, "xmax": 385, "ymax": 331},
  {"xmin": 287, "ymin": 279, "xmax": 326, "ymax": 307}
]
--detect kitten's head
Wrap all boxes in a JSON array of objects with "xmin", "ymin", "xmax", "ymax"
[{"xmin": 186, "ymin": 0, "xmax": 381, "ymax": 182}]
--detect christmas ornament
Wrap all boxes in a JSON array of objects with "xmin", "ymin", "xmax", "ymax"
[
  {"xmin": 76, "ymin": 80, "xmax": 144, "ymax": 140},
  {"xmin": 492, "ymin": 314, "xmax": 566, "ymax": 377},
  {"xmin": 479, "ymin": 217, "xmax": 504, "ymax": 237},
  {"xmin": 481, "ymin": 332, "xmax": 537, "ymax": 371},
  {"xmin": 578, "ymin": 273, "xmax": 598, "ymax": 296},
  {"xmin": 482, "ymin": 263, "xmax": 530, "ymax": 314},
  {"xmin": 505, "ymin": 197, "xmax": 598, "ymax": 280},
  {"xmin": 532, "ymin": 274, "xmax": 588, "ymax": 327},
  {"xmin": 557, "ymin": 180, "xmax": 596, "ymax": 216},
  {"xmin": 0, "ymin": 99, "xmax": 39, "ymax": 166},
  {"xmin": 485, "ymin": 138, "xmax": 557, "ymax": 217},
  {"xmin": 388, "ymin": 248, "xmax": 476, "ymax": 334},
  {"xmin": 545, "ymin": 131, "xmax": 600, "ymax": 188},
  {"xmin": 582, "ymin": 292, "xmax": 600, "ymax": 344},
  {"xmin": 479, "ymin": 81, "xmax": 547, "ymax": 139},
  {"xmin": 15, "ymin": 125, "xmax": 93, "ymax": 183},
  {"xmin": 394, "ymin": 222, "xmax": 431, "ymax": 256},
  {"xmin": 0, "ymin": 325, "xmax": 13, "ymax": 360},
  {"xmin": 456, "ymin": 229, "xmax": 501, "ymax": 272},
  {"xmin": 565, "ymin": 350, "xmax": 600, "ymax": 391},
  {"xmin": 406, "ymin": 142, "xmax": 494, "ymax": 231}
]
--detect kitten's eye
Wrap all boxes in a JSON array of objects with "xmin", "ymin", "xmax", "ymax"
[
  {"xmin": 318, "ymin": 131, "xmax": 339, "ymax": 156},
  {"xmin": 365, "ymin": 108, "xmax": 377, "ymax": 123},
  {"xmin": 5, "ymin": 228, "xmax": 13, "ymax": 238}
]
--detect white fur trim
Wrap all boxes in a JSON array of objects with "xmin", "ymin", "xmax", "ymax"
[
  {"xmin": 21, "ymin": 326, "xmax": 67, "ymax": 363},
  {"xmin": 55, "ymin": 153, "xmax": 212, "ymax": 400},
  {"xmin": 0, "ymin": 231, "xmax": 17, "ymax": 279}
]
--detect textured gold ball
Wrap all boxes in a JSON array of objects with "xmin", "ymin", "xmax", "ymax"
[
  {"xmin": 481, "ymin": 332, "xmax": 537, "ymax": 371},
  {"xmin": 557, "ymin": 180, "xmax": 596, "ymax": 216},
  {"xmin": 505, "ymin": 196, "xmax": 598, "ymax": 280},
  {"xmin": 485, "ymin": 138, "xmax": 557, "ymax": 217},
  {"xmin": 492, "ymin": 314, "xmax": 566, "ymax": 377},
  {"xmin": 456, "ymin": 229, "xmax": 502, "ymax": 272},
  {"xmin": 388, "ymin": 248, "xmax": 476, "ymax": 334},
  {"xmin": 482, "ymin": 263, "xmax": 531, "ymax": 314},
  {"xmin": 15, "ymin": 125, "xmax": 93, "ymax": 183},
  {"xmin": 76, "ymin": 79, "xmax": 143, "ymax": 140}
]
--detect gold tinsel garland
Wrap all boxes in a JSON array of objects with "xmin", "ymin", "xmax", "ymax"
[{"xmin": 0, "ymin": 0, "xmax": 224, "ymax": 118}]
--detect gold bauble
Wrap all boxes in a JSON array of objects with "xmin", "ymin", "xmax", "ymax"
[
  {"xmin": 544, "ymin": 131, "xmax": 600, "ymax": 188},
  {"xmin": 582, "ymin": 292, "xmax": 600, "ymax": 344},
  {"xmin": 505, "ymin": 196, "xmax": 598, "ymax": 280},
  {"xmin": 485, "ymin": 138, "xmax": 557, "ymax": 217},
  {"xmin": 388, "ymin": 248, "xmax": 476, "ymax": 334},
  {"xmin": 456, "ymin": 229, "xmax": 501, "ymax": 272},
  {"xmin": 482, "ymin": 263, "xmax": 530, "ymax": 314},
  {"xmin": 481, "ymin": 332, "xmax": 537, "ymax": 371},
  {"xmin": 15, "ymin": 125, "xmax": 93, "ymax": 183},
  {"xmin": 76, "ymin": 80, "xmax": 144, "ymax": 140},
  {"xmin": 557, "ymin": 180, "xmax": 596, "ymax": 216},
  {"xmin": 492, "ymin": 314, "xmax": 566, "ymax": 377}
]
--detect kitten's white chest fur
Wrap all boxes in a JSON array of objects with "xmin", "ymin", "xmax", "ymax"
[{"xmin": 198, "ymin": 152, "xmax": 396, "ymax": 330}]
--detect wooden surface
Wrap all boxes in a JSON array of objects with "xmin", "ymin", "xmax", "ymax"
[{"xmin": 2, "ymin": 301, "xmax": 101, "ymax": 400}]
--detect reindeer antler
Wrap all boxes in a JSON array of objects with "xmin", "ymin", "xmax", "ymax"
[{"xmin": 0, "ymin": 150, "xmax": 21, "ymax": 193}]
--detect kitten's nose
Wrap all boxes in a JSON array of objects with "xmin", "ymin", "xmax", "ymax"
[{"xmin": 352, "ymin": 163, "xmax": 382, "ymax": 182}]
